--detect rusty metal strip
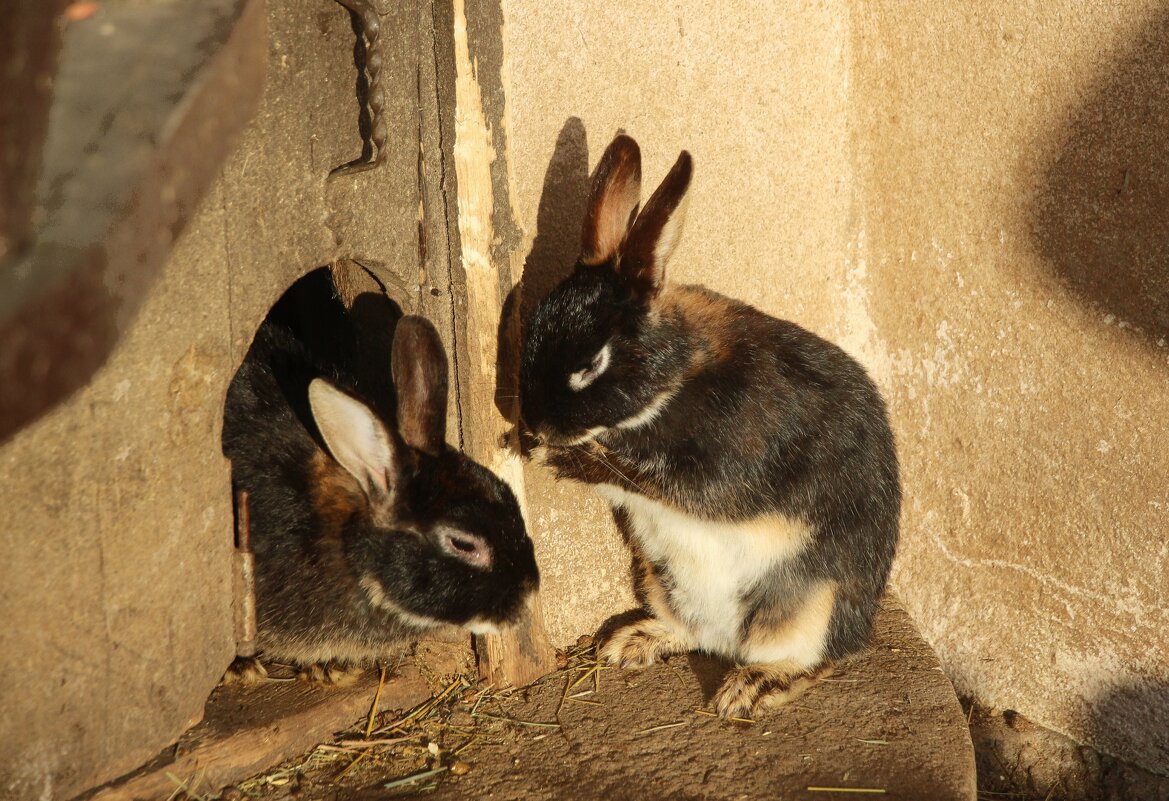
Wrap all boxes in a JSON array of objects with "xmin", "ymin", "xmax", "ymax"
[{"xmin": 329, "ymin": 0, "xmax": 388, "ymax": 177}]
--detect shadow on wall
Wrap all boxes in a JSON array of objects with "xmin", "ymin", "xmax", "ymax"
[
  {"xmin": 1031, "ymin": 9, "xmax": 1169, "ymax": 341},
  {"xmin": 1087, "ymin": 678, "xmax": 1169, "ymax": 780},
  {"xmin": 495, "ymin": 117, "xmax": 591, "ymax": 423}
]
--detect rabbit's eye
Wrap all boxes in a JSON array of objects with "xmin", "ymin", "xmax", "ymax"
[
  {"xmin": 568, "ymin": 343, "xmax": 611, "ymax": 391},
  {"xmin": 437, "ymin": 527, "xmax": 493, "ymax": 569}
]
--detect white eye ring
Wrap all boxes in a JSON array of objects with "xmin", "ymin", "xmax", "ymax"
[{"xmin": 568, "ymin": 343, "xmax": 611, "ymax": 392}]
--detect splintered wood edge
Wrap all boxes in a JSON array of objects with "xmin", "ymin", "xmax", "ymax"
[
  {"xmin": 449, "ymin": 0, "xmax": 557, "ymax": 687},
  {"xmin": 477, "ymin": 591, "xmax": 558, "ymax": 689},
  {"xmin": 89, "ymin": 667, "xmax": 433, "ymax": 801}
]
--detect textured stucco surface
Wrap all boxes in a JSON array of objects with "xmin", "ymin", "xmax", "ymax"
[
  {"xmin": 851, "ymin": 1, "xmax": 1169, "ymax": 774},
  {"xmin": 500, "ymin": 0, "xmax": 1169, "ymax": 774}
]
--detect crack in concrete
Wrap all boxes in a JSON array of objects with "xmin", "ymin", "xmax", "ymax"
[
  {"xmin": 927, "ymin": 528, "xmax": 1164, "ymax": 633},
  {"xmin": 426, "ymin": 0, "xmax": 465, "ymax": 453}
]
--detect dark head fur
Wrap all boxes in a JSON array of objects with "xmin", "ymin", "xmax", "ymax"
[{"xmin": 521, "ymin": 135, "xmax": 694, "ymax": 444}]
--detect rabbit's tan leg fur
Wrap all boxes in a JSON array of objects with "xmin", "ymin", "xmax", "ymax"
[
  {"xmin": 714, "ymin": 661, "xmax": 834, "ymax": 719},
  {"xmin": 600, "ymin": 548, "xmax": 698, "ymax": 669},
  {"xmin": 599, "ymin": 615, "xmax": 693, "ymax": 669},
  {"xmin": 716, "ymin": 580, "xmax": 839, "ymax": 717}
]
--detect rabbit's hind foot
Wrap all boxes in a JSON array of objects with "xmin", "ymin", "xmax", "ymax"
[
  {"xmin": 222, "ymin": 656, "xmax": 269, "ymax": 686},
  {"xmin": 713, "ymin": 660, "xmax": 833, "ymax": 720},
  {"xmin": 296, "ymin": 662, "xmax": 364, "ymax": 686}
]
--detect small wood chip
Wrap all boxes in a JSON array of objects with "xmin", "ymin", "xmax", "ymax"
[{"xmin": 64, "ymin": 2, "xmax": 99, "ymax": 22}]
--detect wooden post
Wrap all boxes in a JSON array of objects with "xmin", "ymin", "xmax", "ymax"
[
  {"xmin": 232, "ymin": 491, "xmax": 258, "ymax": 658},
  {"xmin": 449, "ymin": 0, "xmax": 556, "ymax": 688}
]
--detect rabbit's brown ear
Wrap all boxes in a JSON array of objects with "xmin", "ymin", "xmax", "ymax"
[
  {"xmin": 309, "ymin": 379, "xmax": 400, "ymax": 502},
  {"xmin": 391, "ymin": 316, "xmax": 448, "ymax": 457},
  {"xmin": 581, "ymin": 134, "xmax": 642, "ymax": 265},
  {"xmin": 619, "ymin": 150, "xmax": 692, "ymax": 300}
]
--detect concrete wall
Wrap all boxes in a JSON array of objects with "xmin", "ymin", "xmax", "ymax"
[
  {"xmin": 496, "ymin": 0, "xmax": 1169, "ymax": 775},
  {"xmin": 0, "ymin": 185, "xmax": 237, "ymax": 801},
  {"xmin": 852, "ymin": 0, "xmax": 1169, "ymax": 775}
]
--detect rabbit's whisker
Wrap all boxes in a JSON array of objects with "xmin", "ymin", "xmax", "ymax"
[{"xmin": 590, "ymin": 447, "xmax": 644, "ymax": 494}]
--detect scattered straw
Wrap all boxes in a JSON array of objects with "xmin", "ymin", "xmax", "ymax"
[
  {"xmin": 693, "ymin": 708, "xmax": 756, "ymax": 724},
  {"xmin": 806, "ymin": 787, "xmax": 886, "ymax": 794},
  {"xmin": 332, "ymin": 750, "xmax": 369, "ymax": 782},
  {"xmin": 364, "ymin": 665, "xmax": 388, "ymax": 739},
  {"xmin": 315, "ymin": 744, "xmax": 369, "ymax": 755},
  {"xmin": 165, "ymin": 771, "xmax": 207, "ymax": 801},
  {"xmin": 634, "ymin": 720, "xmax": 687, "ymax": 735},
  {"xmin": 335, "ymin": 736, "xmax": 415, "ymax": 748},
  {"xmin": 473, "ymin": 712, "xmax": 561, "ymax": 729},
  {"xmin": 855, "ymin": 738, "xmax": 889, "ymax": 745},
  {"xmin": 568, "ymin": 696, "xmax": 602, "ymax": 706},
  {"xmin": 376, "ymin": 678, "xmax": 466, "ymax": 735},
  {"xmin": 569, "ymin": 663, "xmax": 604, "ymax": 692},
  {"xmin": 383, "ymin": 766, "xmax": 449, "ymax": 790},
  {"xmin": 469, "ymin": 685, "xmax": 494, "ymax": 718}
]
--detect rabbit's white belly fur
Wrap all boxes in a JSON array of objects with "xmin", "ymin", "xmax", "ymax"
[{"xmin": 597, "ymin": 485, "xmax": 812, "ymax": 658}]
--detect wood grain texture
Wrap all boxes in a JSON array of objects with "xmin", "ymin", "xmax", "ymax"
[{"xmin": 448, "ymin": 0, "xmax": 556, "ymax": 688}]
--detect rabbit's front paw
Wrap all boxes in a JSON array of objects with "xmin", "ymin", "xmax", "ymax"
[
  {"xmin": 296, "ymin": 662, "xmax": 363, "ymax": 686},
  {"xmin": 598, "ymin": 617, "xmax": 689, "ymax": 670},
  {"xmin": 713, "ymin": 662, "xmax": 831, "ymax": 719}
]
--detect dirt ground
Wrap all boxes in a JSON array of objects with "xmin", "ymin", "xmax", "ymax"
[
  {"xmin": 964, "ymin": 702, "xmax": 1169, "ymax": 801},
  {"xmin": 189, "ymin": 598, "xmax": 975, "ymax": 801}
]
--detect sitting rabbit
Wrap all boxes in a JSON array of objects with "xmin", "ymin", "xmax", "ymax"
[
  {"xmin": 519, "ymin": 136, "xmax": 899, "ymax": 718},
  {"xmin": 223, "ymin": 268, "xmax": 538, "ymax": 682}
]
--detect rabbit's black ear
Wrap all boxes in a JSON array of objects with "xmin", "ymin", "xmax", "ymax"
[
  {"xmin": 619, "ymin": 150, "xmax": 692, "ymax": 300},
  {"xmin": 581, "ymin": 134, "xmax": 642, "ymax": 265},
  {"xmin": 309, "ymin": 379, "xmax": 400, "ymax": 503},
  {"xmin": 391, "ymin": 316, "xmax": 448, "ymax": 456}
]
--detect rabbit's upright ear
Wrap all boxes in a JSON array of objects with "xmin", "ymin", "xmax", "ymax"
[
  {"xmin": 619, "ymin": 150, "xmax": 692, "ymax": 300},
  {"xmin": 309, "ymin": 379, "xmax": 400, "ymax": 503},
  {"xmin": 391, "ymin": 316, "xmax": 448, "ymax": 457},
  {"xmin": 581, "ymin": 134, "xmax": 642, "ymax": 265}
]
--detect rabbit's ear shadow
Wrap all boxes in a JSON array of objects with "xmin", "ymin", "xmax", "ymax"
[
  {"xmin": 519, "ymin": 116, "xmax": 592, "ymax": 322},
  {"xmin": 348, "ymin": 289, "xmax": 402, "ymax": 423},
  {"xmin": 496, "ymin": 117, "xmax": 591, "ymax": 422}
]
